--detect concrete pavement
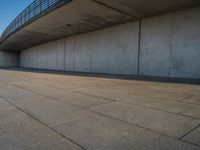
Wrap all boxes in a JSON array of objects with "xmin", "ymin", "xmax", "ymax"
[{"xmin": 0, "ymin": 68, "xmax": 199, "ymax": 150}]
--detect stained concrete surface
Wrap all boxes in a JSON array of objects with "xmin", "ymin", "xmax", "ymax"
[
  {"xmin": 20, "ymin": 21, "xmax": 139, "ymax": 75},
  {"xmin": 183, "ymin": 127, "xmax": 200, "ymax": 146},
  {"xmin": 0, "ymin": 51, "xmax": 18, "ymax": 67},
  {"xmin": 2, "ymin": 0, "xmax": 200, "ymax": 52},
  {"xmin": 0, "ymin": 68, "xmax": 200, "ymax": 150},
  {"xmin": 140, "ymin": 6, "xmax": 200, "ymax": 79},
  {"xmin": 20, "ymin": 6, "xmax": 200, "ymax": 79}
]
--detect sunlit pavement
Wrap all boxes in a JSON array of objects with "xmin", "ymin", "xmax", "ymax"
[{"xmin": 0, "ymin": 68, "xmax": 200, "ymax": 150}]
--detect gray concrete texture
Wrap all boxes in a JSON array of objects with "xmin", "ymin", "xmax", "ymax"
[
  {"xmin": 20, "ymin": 7, "xmax": 200, "ymax": 79},
  {"xmin": 95, "ymin": 0, "xmax": 200, "ymax": 18},
  {"xmin": 0, "ymin": 68, "xmax": 200, "ymax": 149},
  {"xmin": 0, "ymin": 51, "xmax": 18, "ymax": 67},
  {"xmin": 140, "ymin": 7, "xmax": 200, "ymax": 78},
  {"xmin": 1, "ymin": 0, "xmax": 200, "ymax": 52},
  {"xmin": 20, "ymin": 22, "xmax": 139, "ymax": 75}
]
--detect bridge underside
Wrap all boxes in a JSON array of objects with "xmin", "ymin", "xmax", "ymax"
[{"xmin": 0, "ymin": 0, "xmax": 200, "ymax": 51}]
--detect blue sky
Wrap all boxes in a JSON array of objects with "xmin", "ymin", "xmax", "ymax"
[{"xmin": 0, "ymin": 0, "xmax": 33, "ymax": 35}]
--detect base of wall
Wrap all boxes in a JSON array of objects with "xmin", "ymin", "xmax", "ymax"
[{"xmin": 6, "ymin": 67, "xmax": 200, "ymax": 85}]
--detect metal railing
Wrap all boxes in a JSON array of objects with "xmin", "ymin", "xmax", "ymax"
[{"xmin": 0, "ymin": 0, "xmax": 72, "ymax": 42}]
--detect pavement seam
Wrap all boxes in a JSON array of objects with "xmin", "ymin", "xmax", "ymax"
[
  {"xmin": 0, "ymin": 96, "xmax": 88, "ymax": 150},
  {"xmin": 179, "ymin": 124, "xmax": 200, "ymax": 140},
  {"xmin": 7, "ymin": 79, "xmax": 200, "ymax": 106},
  {"xmin": 9, "ymin": 82, "xmax": 116, "ymax": 104},
  {"xmin": 180, "ymin": 94, "xmax": 195, "ymax": 101},
  {"xmin": 125, "ymin": 92, "xmax": 200, "ymax": 106},
  {"xmin": 47, "ymin": 84, "xmax": 93, "ymax": 92},
  {"xmin": 73, "ymin": 91, "xmax": 117, "ymax": 101},
  {"xmin": 74, "ymin": 87, "xmax": 200, "ymax": 106},
  {"xmin": 8, "ymin": 83, "xmax": 116, "ymax": 108},
  {"xmin": 75, "ymin": 91, "xmax": 200, "ymax": 120},
  {"xmin": 88, "ymin": 109, "xmax": 200, "ymax": 148},
  {"xmin": 53, "ymin": 101, "xmax": 200, "ymax": 148},
  {"xmin": 180, "ymin": 139, "xmax": 200, "ymax": 147},
  {"xmin": 8, "ymin": 83, "xmax": 118, "ymax": 113},
  {"xmin": 106, "ymin": 100, "xmax": 200, "ymax": 119},
  {"xmin": 6, "ymin": 82, "xmax": 200, "ymax": 148}
]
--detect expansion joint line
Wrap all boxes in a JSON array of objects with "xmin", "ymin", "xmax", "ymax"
[
  {"xmin": 179, "ymin": 124, "xmax": 200, "ymax": 140},
  {"xmin": 0, "ymin": 96, "xmax": 88, "ymax": 150},
  {"xmin": 137, "ymin": 19, "xmax": 141, "ymax": 77},
  {"xmin": 92, "ymin": 0, "xmax": 139, "ymax": 19}
]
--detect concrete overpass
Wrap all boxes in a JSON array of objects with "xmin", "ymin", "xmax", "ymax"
[
  {"xmin": 0, "ymin": 0, "xmax": 199, "ymax": 51},
  {"xmin": 0, "ymin": 0, "xmax": 200, "ymax": 79}
]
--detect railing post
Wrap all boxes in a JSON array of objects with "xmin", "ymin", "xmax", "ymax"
[
  {"xmin": 20, "ymin": 14, "xmax": 22, "ymax": 26},
  {"xmin": 1, "ymin": 0, "xmax": 70, "ymax": 41},
  {"xmin": 40, "ymin": 0, "xmax": 42, "ymax": 13},
  {"xmin": 29, "ymin": 6, "xmax": 30, "ymax": 20},
  {"xmin": 34, "ymin": 1, "xmax": 36, "ymax": 16}
]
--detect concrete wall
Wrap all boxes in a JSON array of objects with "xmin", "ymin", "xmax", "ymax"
[
  {"xmin": 20, "ymin": 7, "xmax": 200, "ymax": 79},
  {"xmin": 0, "ymin": 51, "xmax": 18, "ymax": 67},
  {"xmin": 140, "ymin": 7, "xmax": 200, "ymax": 79},
  {"xmin": 21, "ymin": 22, "xmax": 139, "ymax": 75},
  {"xmin": 20, "ymin": 39, "xmax": 65, "ymax": 70}
]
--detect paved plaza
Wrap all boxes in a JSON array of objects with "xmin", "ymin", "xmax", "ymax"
[{"xmin": 0, "ymin": 68, "xmax": 199, "ymax": 150}]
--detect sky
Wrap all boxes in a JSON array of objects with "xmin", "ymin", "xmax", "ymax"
[{"xmin": 0, "ymin": 0, "xmax": 33, "ymax": 35}]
